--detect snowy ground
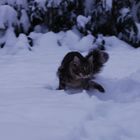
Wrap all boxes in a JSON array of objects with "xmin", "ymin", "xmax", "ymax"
[{"xmin": 0, "ymin": 31, "xmax": 140, "ymax": 140}]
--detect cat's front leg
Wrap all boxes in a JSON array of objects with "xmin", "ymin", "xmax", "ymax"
[
  {"xmin": 57, "ymin": 79, "xmax": 66, "ymax": 90},
  {"xmin": 89, "ymin": 81, "xmax": 105, "ymax": 93}
]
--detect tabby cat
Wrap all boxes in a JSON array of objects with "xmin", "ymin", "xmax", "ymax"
[{"xmin": 57, "ymin": 49, "xmax": 109, "ymax": 92}]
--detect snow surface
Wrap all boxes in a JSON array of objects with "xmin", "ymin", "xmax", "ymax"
[{"xmin": 0, "ymin": 30, "xmax": 140, "ymax": 140}]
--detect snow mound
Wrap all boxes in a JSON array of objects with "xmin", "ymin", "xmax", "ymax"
[
  {"xmin": 58, "ymin": 30, "xmax": 96, "ymax": 52},
  {"xmin": 0, "ymin": 31, "xmax": 140, "ymax": 140}
]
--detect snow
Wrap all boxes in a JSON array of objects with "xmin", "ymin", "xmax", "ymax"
[
  {"xmin": 106, "ymin": 0, "xmax": 112, "ymax": 9},
  {"xmin": 119, "ymin": 8, "xmax": 130, "ymax": 18},
  {"xmin": 1, "ymin": 0, "xmax": 28, "ymax": 8},
  {"xmin": 19, "ymin": 9, "xmax": 31, "ymax": 34},
  {"xmin": 58, "ymin": 30, "xmax": 95, "ymax": 52},
  {"xmin": 0, "ymin": 5, "xmax": 18, "ymax": 29},
  {"xmin": 77, "ymin": 15, "xmax": 91, "ymax": 29},
  {"xmin": 0, "ymin": 30, "xmax": 140, "ymax": 140},
  {"xmin": 136, "ymin": 23, "xmax": 140, "ymax": 36},
  {"xmin": 84, "ymin": 0, "xmax": 95, "ymax": 15},
  {"xmin": 47, "ymin": 0, "xmax": 62, "ymax": 8}
]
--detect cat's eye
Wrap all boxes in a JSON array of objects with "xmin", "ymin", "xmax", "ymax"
[{"xmin": 73, "ymin": 63, "xmax": 77, "ymax": 67}]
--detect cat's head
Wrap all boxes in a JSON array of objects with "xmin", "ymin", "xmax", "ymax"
[{"xmin": 69, "ymin": 55, "xmax": 92, "ymax": 80}]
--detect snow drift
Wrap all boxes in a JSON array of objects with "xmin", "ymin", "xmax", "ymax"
[{"xmin": 0, "ymin": 30, "xmax": 140, "ymax": 140}]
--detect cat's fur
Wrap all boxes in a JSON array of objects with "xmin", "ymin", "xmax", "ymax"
[
  {"xmin": 57, "ymin": 50, "xmax": 109, "ymax": 92},
  {"xmin": 86, "ymin": 49, "xmax": 109, "ymax": 76}
]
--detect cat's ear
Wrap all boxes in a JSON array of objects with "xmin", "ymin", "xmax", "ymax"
[
  {"xmin": 73, "ymin": 56, "xmax": 81, "ymax": 64},
  {"xmin": 100, "ymin": 51, "xmax": 109, "ymax": 64},
  {"xmin": 87, "ymin": 55, "xmax": 94, "ymax": 64}
]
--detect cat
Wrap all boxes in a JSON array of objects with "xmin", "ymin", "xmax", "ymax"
[{"xmin": 57, "ymin": 49, "xmax": 109, "ymax": 92}]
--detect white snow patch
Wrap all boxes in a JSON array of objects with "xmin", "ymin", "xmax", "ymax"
[{"xmin": 0, "ymin": 31, "xmax": 140, "ymax": 140}]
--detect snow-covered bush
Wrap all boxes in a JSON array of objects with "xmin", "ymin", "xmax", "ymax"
[
  {"xmin": 0, "ymin": 0, "xmax": 140, "ymax": 48},
  {"xmin": 117, "ymin": 8, "xmax": 140, "ymax": 48},
  {"xmin": 45, "ymin": 0, "xmax": 79, "ymax": 32},
  {"xmin": 0, "ymin": 0, "xmax": 31, "ymax": 35},
  {"xmin": 0, "ymin": 5, "xmax": 18, "ymax": 47},
  {"xmin": 76, "ymin": 15, "xmax": 91, "ymax": 35},
  {"xmin": 131, "ymin": 1, "xmax": 140, "ymax": 23},
  {"xmin": 0, "ymin": 5, "xmax": 18, "ymax": 30},
  {"xmin": 84, "ymin": 0, "xmax": 115, "ymax": 36},
  {"xmin": 18, "ymin": 9, "xmax": 31, "ymax": 34},
  {"xmin": 28, "ymin": 0, "xmax": 47, "ymax": 27}
]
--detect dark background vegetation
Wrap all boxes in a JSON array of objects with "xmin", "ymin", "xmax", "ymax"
[{"xmin": 0, "ymin": 0, "xmax": 140, "ymax": 48}]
